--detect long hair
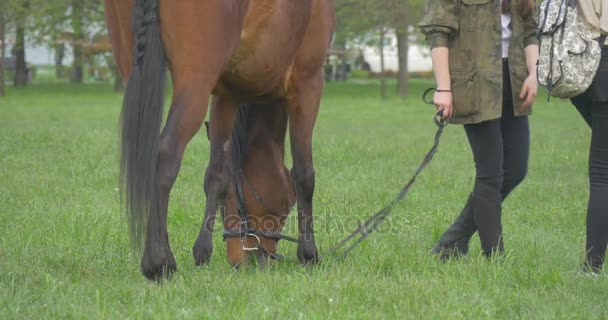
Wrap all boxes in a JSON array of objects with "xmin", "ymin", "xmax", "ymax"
[
  {"xmin": 503, "ymin": 0, "xmax": 535, "ymax": 17},
  {"xmin": 120, "ymin": 0, "xmax": 167, "ymax": 248}
]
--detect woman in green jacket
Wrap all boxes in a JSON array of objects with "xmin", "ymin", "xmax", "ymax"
[{"xmin": 418, "ymin": 0, "xmax": 539, "ymax": 258}]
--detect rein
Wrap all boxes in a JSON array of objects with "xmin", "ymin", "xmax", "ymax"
[{"xmin": 225, "ymin": 88, "xmax": 447, "ymax": 261}]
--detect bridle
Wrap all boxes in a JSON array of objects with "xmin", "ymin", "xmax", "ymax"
[{"xmin": 222, "ymin": 169, "xmax": 299, "ymax": 259}]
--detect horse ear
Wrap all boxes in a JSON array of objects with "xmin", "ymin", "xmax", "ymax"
[{"xmin": 204, "ymin": 121, "xmax": 210, "ymax": 141}]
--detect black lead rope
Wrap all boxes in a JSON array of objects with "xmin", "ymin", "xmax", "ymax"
[
  {"xmin": 318, "ymin": 88, "xmax": 447, "ymax": 260},
  {"xmin": 226, "ymin": 88, "xmax": 447, "ymax": 262}
]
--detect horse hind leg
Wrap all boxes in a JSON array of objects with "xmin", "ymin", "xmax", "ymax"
[
  {"xmin": 139, "ymin": 89, "xmax": 213, "ymax": 280},
  {"xmin": 193, "ymin": 96, "xmax": 240, "ymax": 266},
  {"xmin": 140, "ymin": 137, "xmax": 178, "ymax": 280},
  {"xmin": 111, "ymin": 0, "xmax": 180, "ymax": 280}
]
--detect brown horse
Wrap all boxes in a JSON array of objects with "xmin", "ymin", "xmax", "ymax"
[{"xmin": 103, "ymin": 0, "xmax": 335, "ymax": 280}]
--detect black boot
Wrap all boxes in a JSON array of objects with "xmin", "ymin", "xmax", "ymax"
[
  {"xmin": 431, "ymin": 194, "xmax": 477, "ymax": 260},
  {"xmin": 472, "ymin": 183, "xmax": 504, "ymax": 257},
  {"xmin": 583, "ymin": 253, "xmax": 604, "ymax": 275}
]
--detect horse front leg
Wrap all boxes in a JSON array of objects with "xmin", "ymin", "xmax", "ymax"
[
  {"xmin": 193, "ymin": 96, "xmax": 239, "ymax": 266},
  {"xmin": 287, "ymin": 72, "xmax": 323, "ymax": 264}
]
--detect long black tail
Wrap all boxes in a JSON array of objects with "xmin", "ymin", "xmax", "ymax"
[{"xmin": 120, "ymin": 0, "xmax": 166, "ymax": 248}]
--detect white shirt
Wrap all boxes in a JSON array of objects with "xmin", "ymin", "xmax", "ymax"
[
  {"xmin": 500, "ymin": 12, "xmax": 513, "ymax": 58},
  {"xmin": 502, "ymin": 13, "xmax": 512, "ymax": 58}
]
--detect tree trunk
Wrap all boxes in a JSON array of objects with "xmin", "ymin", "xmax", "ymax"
[
  {"xmin": 70, "ymin": 1, "xmax": 84, "ymax": 83},
  {"xmin": 14, "ymin": 12, "xmax": 27, "ymax": 88},
  {"xmin": 379, "ymin": 26, "xmax": 386, "ymax": 99},
  {"xmin": 113, "ymin": 71, "xmax": 124, "ymax": 92},
  {"xmin": 0, "ymin": 7, "xmax": 5, "ymax": 96},
  {"xmin": 105, "ymin": 55, "xmax": 124, "ymax": 92},
  {"xmin": 55, "ymin": 43, "xmax": 66, "ymax": 78},
  {"xmin": 396, "ymin": 27, "xmax": 409, "ymax": 98}
]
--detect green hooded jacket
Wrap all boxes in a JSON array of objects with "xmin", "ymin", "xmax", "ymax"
[{"xmin": 418, "ymin": 0, "xmax": 539, "ymax": 124}]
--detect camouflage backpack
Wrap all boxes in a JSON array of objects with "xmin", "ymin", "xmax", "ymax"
[{"xmin": 537, "ymin": 0, "xmax": 606, "ymax": 98}]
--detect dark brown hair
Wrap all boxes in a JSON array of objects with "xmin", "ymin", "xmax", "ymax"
[{"xmin": 503, "ymin": 0, "xmax": 535, "ymax": 17}]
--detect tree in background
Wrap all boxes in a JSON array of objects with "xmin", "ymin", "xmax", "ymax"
[
  {"xmin": 29, "ymin": 0, "xmax": 105, "ymax": 84},
  {"xmin": 69, "ymin": 0, "xmax": 83, "ymax": 83},
  {"xmin": 333, "ymin": 0, "xmax": 424, "ymax": 98},
  {"xmin": 11, "ymin": 0, "xmax": 29, "ymax": 88},
  {"xmin": 0, "ymin": 0, "xmax": 6, "ymax": 96},
  {"xmin": 1, "ymin": 0, "xmax": 107, "ymax": 86}
]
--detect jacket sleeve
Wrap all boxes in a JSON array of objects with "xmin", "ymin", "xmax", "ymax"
[
  {"xmin": 522, "ymin": 10, "xmax": 539, "ymax": 47},
  {"xmin": 417, "ymin": 0, "xmax": 460, "ymax": 49}
]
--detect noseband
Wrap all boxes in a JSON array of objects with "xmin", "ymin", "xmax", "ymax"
[{"xmin": 222, "ymin": 170, "xmax": 298, "ymax": 257}]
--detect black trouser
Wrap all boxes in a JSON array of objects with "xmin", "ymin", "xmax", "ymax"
[
  {"xmin": 461, "ymin": 59, "xmax": 530, "ymax": 255},
  {"xmin": 570, "ymin": 46, "xmax": 608, "ymax": 270}
]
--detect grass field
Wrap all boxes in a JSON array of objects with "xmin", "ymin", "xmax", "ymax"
[{"xmin": 0, "ymin": 77, "xmax": 606, "ymax": 319}]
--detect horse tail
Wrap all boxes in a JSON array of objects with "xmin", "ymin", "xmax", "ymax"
[{"xmin": 120, "ymin": 0, "xmax": 166, "ymax": 248}]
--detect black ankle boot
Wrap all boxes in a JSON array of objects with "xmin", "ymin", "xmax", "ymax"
[
  {"xmin": 471, "ymin": 184, "xmax": 504, "ymax": 257},
  {"xmin": 582, "ymin": 255, "xmax": 603, "ymax": 275},
  {"xmin": 580, "ymin": 262, "xmax": 601, "ymax": 276},
  {"xmin": 431, "ymin": 195, "xmax": 477, "ymax": 260}
]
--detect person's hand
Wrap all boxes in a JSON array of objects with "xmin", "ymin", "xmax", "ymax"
[
  {"xmin": 518, "ymin": 74, "xmax": 538, "ymax": 112},
  {"xmin": 433, "ymin": 91, "xmax": 453, "ymax": 119}
]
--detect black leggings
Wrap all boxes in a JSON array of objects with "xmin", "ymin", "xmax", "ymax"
[
  {"xmin": 463, "ymin": 60, "xmax": 530, "ymax": 254},
  {"xmin": 570, "ymin": 46, "xmax": 608, "ymax": 270}
]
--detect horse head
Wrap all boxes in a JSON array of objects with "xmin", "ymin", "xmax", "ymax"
[{"xmin": 208, "ymin": 103, "xmax": 296, "ymax": 267}]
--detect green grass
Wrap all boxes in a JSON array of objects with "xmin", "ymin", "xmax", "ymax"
[{"xmin": 1, "ymin": 78, "xmax": 606, "ymax": 319}]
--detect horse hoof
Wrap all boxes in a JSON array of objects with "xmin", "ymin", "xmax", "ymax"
[
  {"xmin": 193, "ymin": 250, "xmax": 213, "ymax": 266},
  {"xmin": 297, "ymin": 242, "xmax": 319, "ymax": 265},
  {"xmin": 141, "ymin": 251, "xmax": 177, "ymax": 281},
  {"xmin": 192, "ymin": 238, "xmax": 214, "ymax": 266}
]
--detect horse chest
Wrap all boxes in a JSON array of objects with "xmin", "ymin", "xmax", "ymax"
[{"xmin": 213, "ymin": 0, "xmax": 312, "ymax": 98}]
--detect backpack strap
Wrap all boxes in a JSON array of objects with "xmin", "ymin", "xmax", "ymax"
[
  {"xmin": 546, "ymin": 0, "xmax": 569, "ymax": 100},
  {"xmin": 598, "ymin": 34, "xmax": 607, "ymax": 46}
]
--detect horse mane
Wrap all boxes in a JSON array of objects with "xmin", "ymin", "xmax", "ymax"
[
  {"xmin": 230, "ymin": 105, "xmax": 251, "ymax": 174},
  {"xmin": 230, "ymin": 102, "xmax": 288, "ymax": 172}
]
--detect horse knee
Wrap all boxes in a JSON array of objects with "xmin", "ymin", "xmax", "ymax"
[
  {"xmin": 292, "ymin": 166, "xmax": 315, "ymax": 200},
  {"xmin": 203, "ymin": 159, "xmax": 231, "ymax": 197}
]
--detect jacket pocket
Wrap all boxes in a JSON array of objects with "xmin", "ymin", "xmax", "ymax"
[
  {"xmin": 460, "ymin": 0, "xmax": 491, "ymax": 31},
  {"xmin": 451, "ymin": 70, "xmax": 480, "ymax": 117},
  {"xmin": 461, "ymin": 0, "xmax": 490, "ymax": 4}
]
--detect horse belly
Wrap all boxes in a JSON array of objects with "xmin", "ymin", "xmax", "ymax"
[{"xmin": 214, "ymin": 0, "xmax": 312, "ymax": 98}]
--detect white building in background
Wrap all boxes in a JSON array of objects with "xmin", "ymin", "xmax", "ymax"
[
  {"xmin": 25, "ymin": 46, "xmax": 58, "ymax": 65},
  {"xmin": 1, "ymin": 39, "xmax": 67, "ymax": 66},
  {"xmin": 361, "ymin": 31, "xmax": 432, "ymax": 73}
]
